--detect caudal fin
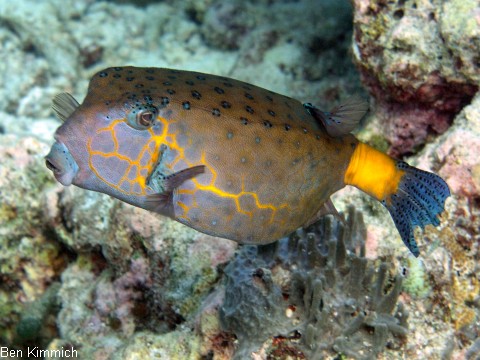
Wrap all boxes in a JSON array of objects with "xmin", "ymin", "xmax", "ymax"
[
  {"xmin": 344, "ymin": 142, "xmax": 450, "ymax": 257},
  {"xmin": 382, "ymin": 161, "xmax": 450, "ymax": 257}
]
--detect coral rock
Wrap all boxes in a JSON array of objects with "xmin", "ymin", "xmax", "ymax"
[{"xmin": 352, "ymin": 0, "xmax": 479, "ymax": 156}]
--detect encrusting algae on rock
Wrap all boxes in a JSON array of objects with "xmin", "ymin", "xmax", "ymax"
[{"xmin": 45, "ymin": 66, "xmax": 449, "ymax": 257}]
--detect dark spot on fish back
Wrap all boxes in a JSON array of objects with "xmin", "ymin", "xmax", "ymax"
[{"xmin": 192, "ymin": 90, "xmax": 201, "ymax": 99}]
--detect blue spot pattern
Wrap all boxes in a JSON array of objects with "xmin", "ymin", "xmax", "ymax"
[{"xmin": 383, "ymin": 161, "xmax": 450, "ymax": 257}]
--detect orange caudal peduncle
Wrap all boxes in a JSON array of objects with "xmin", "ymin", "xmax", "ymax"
[{"xmin": 344, "ymin": 142, "xmax": 404, "ymax": 201}]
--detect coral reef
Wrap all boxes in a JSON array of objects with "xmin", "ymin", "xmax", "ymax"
[
  {"xmin": 202, "ymin": 2, "xmax": 256, "ymax": 50},
  {"xmin": 400, "ymin": 257, "xmax": 430, "ymax": 299},
  {"xmin": 418, "ymin": 93, "xmax": 480, "ymax": 198},
  {"xmin": 14, "ymin": 281, "xmax": 60, "ymax": 349},
  {"xmin": 0, "ymin": 0, "xmax": 479, "ymax": 358},
  {"xmin": 220, "ymin": 208, "xmax": 408, "ymax": 359},
  {"xmin": 0, "ymin": 135, "xmax": 68, "ymax": 348},
  {"xmin": 220, "ymin": 247, "xmax": 288, "ymax": 357},
  {"xmin": 352, "ymin": 0, "xmax": 479, "ymax": 156},
  {"xmin": 413, "ymin": 94, "xmax": 480, "ymax": 334},
  {"xmin": 45, "ymin": 191, "xmax": 235, "ymax": 358},
  {"xmin": 466, "ymin": 338, "xmax": 480, "ymax": 360}
]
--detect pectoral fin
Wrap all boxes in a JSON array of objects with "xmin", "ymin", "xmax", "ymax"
[{"xmin": 146, "ymin": 165, "xmax": 205, "ymax": 216}]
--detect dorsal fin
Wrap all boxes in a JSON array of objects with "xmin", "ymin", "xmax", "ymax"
[
  {"xmin": 52, "ymin": 93, "xmax": 80, "ymax": 122},
  {"xmin": 304, "ymin": 96, "xmax": 369, "ymax": 137}
]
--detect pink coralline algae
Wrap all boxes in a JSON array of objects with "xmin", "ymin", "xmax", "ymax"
[
  {"xmin": 437, "ymin": 129, "xmax": 480, "ymax": 197},
  {"xmin": 417, "ymin": 94, "xmax": 480, "ymax": 198}
]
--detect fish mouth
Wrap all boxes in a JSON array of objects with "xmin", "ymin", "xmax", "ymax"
[{"xmin": 45, "ymin": 141, "xmax": 79, "ymax": 186}]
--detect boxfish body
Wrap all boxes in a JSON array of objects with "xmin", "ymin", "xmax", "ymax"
[{"xmin": 46, "ymin": 67, "xmax": 450, "ymax": 256}]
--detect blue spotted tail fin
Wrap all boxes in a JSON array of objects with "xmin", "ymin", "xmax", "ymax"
[{"xmin": 383, "ymin": 161, "xmax": 450, "ymax": 257}]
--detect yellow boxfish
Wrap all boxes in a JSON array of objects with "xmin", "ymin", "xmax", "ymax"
[{"xmin": 45, "ymin": 67, "xmax": 450, "ymax": 257}]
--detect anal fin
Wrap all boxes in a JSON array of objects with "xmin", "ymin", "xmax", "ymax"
[{"xmin": 303, "ymin": 198, "xmax": 344, "ymax": 228}]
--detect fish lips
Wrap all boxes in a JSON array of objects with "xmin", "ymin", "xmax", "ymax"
[{"xmin": 45, "ymin": 141, "xmax": 79, "ymax": 186}]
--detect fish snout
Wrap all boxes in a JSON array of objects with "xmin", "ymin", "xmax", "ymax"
[{"xmin": 45, "ymin": 142, "xmax": 79, "ymax": 186}]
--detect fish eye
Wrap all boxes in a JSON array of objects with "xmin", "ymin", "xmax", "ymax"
[
  {"xmin": 127, "ymin": 105, "xmax": 158, "ymax": 130},
  {"xmin": 138, "ymin": 110, "xmax": 155, "ymax": 127}
]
